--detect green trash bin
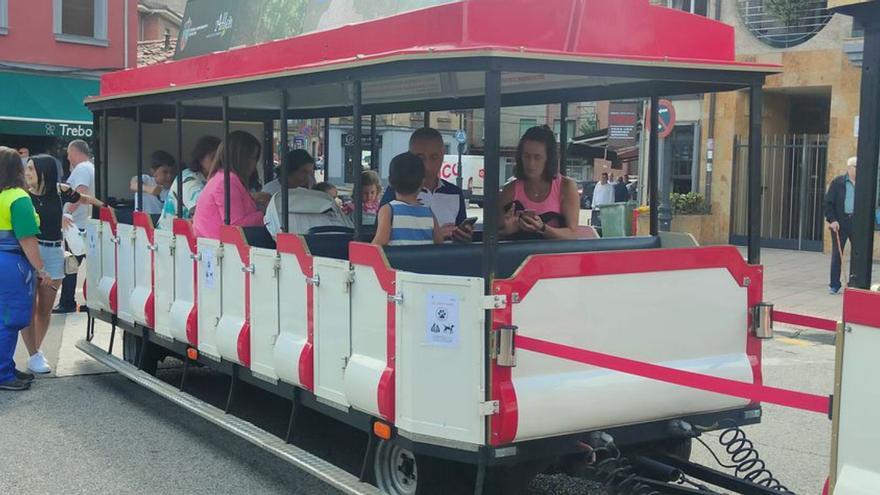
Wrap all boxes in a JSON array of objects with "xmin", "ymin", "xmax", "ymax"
[{"xmin": 597, "ymin": 202, "xmax": 635, "ymax": 237}]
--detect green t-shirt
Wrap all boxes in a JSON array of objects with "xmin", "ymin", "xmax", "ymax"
[{"xmin": 10, "ymin": 197, "xmax": 40, "ymax": 239}]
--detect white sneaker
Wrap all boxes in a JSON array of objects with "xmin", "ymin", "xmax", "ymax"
[{"xmin": 27, "ymin": 351, "xmax": 51, "ymax": 374}]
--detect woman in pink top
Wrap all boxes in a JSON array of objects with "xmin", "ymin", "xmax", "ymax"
[
  {"xmin": 193, "ymin": 131, "xmax": 268, "ymax": 239},
  {"xmin": 498, "ymin": 126, "xmax": 581, "ymax": 240}
]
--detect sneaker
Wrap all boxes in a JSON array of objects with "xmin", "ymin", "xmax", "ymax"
[
  {"xmin": 14, "ymin": 369, "xmax": 34, "ymax": 382},
  {"xmin": 0, "ymin": 378, "xmax": 31, "ymax": 391},
  {"xmin": 829, "ymin": 287, "xmax": 841, "ymax": 295},
  {"xmin": 27, "ymin": 352, "xmax": 51, "ymax": 374},
  {"xmin": 52, "ymin": 305, "xmax": 77, "ymax": 314}
]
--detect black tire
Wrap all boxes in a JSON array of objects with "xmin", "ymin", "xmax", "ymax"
[
  {"xmin": 373, "ymin": 439, "xmax": 476, "ymax": 495},
  {"xmin": 122, "ymin": 331, "xmax": 160, "ymax": 375}
]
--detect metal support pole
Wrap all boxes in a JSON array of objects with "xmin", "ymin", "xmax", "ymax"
[
  {"xmin": 176, "ymin": 102, "xmax": 184, "ymax": 218},
  {"xmin": 323, "ymin": 117, "xmax": 330, "ymax": 175},
  {"xmin": 280, "ymin": 90, "xmax": 290, "ymax": 234},
  {"xmin": 263, "ymin": 119, "xmax": 274, "ymax": 185},
  {"xmin": 851, "ymin": 21, "xmax": 880, "ymax": 289},
  {"xmin": 102, "ymin": 110, "xmax": 109, "ymax": 202},
  {"xmin": 136, "ymin": 106, "xmax": 143, "ymax": 212},
  {"xmin": 370, "ymin": 114, "xmax": 378, "ymax": 170},
  {"xmin": 423, "ymin": 111, "xmax": 430, "ymax": 128},
  {"xmin": 222, "ymin": 96, "xmax": 231, "ymax": 225},
  {"xmin": 93, "ymin": 112, "xmax": 101, "ymax": 201},
  {"xmin": 648, "ymin": 96, "xmax": 659, "ymax": 235},
  {"xmin": 457, "ymin": 112, "xmax": 464, "ymax": 190},
  {"xmin": 747, "ymin": 83, "xmax": 764, "ymax": 265},
  {"xmin": 353, "ymin": 81, "xmax": 364, "ymax": 239},
  {"xmin": 483, "ymin": 70, "xmax": 502, "ymax": 293},
  {"xmin": 559, "ymin": 102, "xmax": 569, "ymax": 177}
]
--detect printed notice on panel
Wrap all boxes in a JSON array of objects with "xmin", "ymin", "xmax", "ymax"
[
  {"xmin": 86, "ymin": 226, "xmax": 98, "ymax": 258},
  {"xmin": 426, "ymin": 292, "xmax": 459, "ymax": 348},
  {"xmin": 202, "ymin": 248, "xmax": 216, "ymax": 289}
]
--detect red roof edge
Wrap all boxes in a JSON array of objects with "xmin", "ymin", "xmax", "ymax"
[{"xmin": 95, "ymin": 0, "xmax": 771, "ymax": 100}]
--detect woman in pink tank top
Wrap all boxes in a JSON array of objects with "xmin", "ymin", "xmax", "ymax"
[{"xmin": 498, "ymin": 126, "xmax": 581, "ymax": 239}]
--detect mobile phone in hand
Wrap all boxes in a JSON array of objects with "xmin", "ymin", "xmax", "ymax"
[{"xmin": 460, "ymin": 216, "xmax": 478, "ymax": 228}]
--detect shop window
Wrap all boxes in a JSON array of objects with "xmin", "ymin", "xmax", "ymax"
[
  {"xmin": 665, "ymin": 123, "xmax": 700, "ymax": 194},
  {"xmin": 54, "ymin": 0, "xmax": 108, "ymax": 45},
  {"xmin": 519, "ymin": 118, "xmax": 537, "ymax": 137},
  {"xmin": 553, "ymin": 119, "xmax": 576, "ymax": 142},
  {"xmin": 667, "ymin": 0, "xmax": 708, "ymax": 16},
  {"xmin": 0, "ymin": 0, "xmax": 7, "ymax": 35}
]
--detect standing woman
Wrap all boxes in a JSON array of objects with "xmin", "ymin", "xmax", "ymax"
[
  {"xmin": 21, "ymin": 155, "xmax": 103, "ymax": 374},
  {"xmin": 0, "ymin": 147, "xmax": 50, "ymax": 391},
  {"xmin": 158, "ymin": 135, "xmax": 221, "ymax": 230},
  {"xmin": 193, "ymin": 131, "xmax": 267, "ymax": 240},
  {"xmin": 498, "ymin": 126, "xmax": 581, "ymax": 239}
]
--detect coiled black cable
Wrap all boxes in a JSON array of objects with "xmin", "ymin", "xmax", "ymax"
[
  {"xmin": 698, "ymin": 420, "xmax": 792, "ymax": 493},
  {"xmin": 585, "ymin": 446, "xmax": 661, "ymax": 495}
]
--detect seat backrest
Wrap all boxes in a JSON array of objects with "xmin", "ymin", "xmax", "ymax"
[
  {"xmin": 242, "ymin": 226, "xmax": 276, "ymax": 249},
  {"xmin": 115, "ymin": 208, "xmax": 134, "ymax": 226},
  {"xmin": 304, "ymin": 233, "xmax": 352, "ymax": 260},
  {"xmin": 383, "ymin": 236, "xmax": 661, "ymax": 278}
]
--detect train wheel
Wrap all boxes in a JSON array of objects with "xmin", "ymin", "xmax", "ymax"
[
  {"xmin": 122, "ymin": 332, "xmax": 160, "ymax": 375},
  {"xmin": 373, "ymin": 439, "xmax": 475, "ymax": 495}
]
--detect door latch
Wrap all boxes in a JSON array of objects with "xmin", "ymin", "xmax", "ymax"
[{"xmin": 490, "ymin": 326, "xmax": 517, "ymax": 367}]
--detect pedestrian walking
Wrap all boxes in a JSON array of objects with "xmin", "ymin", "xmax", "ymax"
[
  {"xmin": 613, "ymin": 175, "xmax": 629, "ymax": 203},
  {"xmin": 591, "ymin": 172, "xmax": 615, "ymax": 227},
  {"xmin": 823, "ymin": 156, "xmax": 857, "ymax": 295},
  {"xmin": 0, "ymin": 147, "xmax": 51, "ymax": 391},
  {"xmin": 55, "ymin": 140, "xmax": 95, "ymax": 314},
  {"xmin": 21, "ymin": 155, "xmax": 103, "ymax": 373}
]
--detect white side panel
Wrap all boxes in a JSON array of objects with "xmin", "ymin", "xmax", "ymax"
[
  {"xmin": 84, "ymin": 219, "xmax": 104, "ymax": 312},
  {"xmin": 274, "ymin": 251, "xmax": 309, "ymax": 387},
  {"xmin": 250, "ymin": 248, "xmax": 280, "ymax": 381},
  {"xmin": 313, "ymin": 257, "xmax": 352, "ymax": 408},
  {"xmin": 197, "ymin": 239, "xmax": 222, "ymax": 360},
  {"xmin": 511, "ymin": 268, "xmax": 752, "ymax": 442},
  {"xmin": 395, "ymin": 272, "xmax": 486, "ymax": 446},
  {"xmin": 344, "ymin": 264, "xmax": 388, "ymax": 417},
  {"xmin": 153, "ymin": 230, "xmax": 175, "ymax": 340},
  {"xmin": 169, "ymin": 233, "xmax": 196, "ymax": 344},
  {"xmin": 116, "ymin": 224, "xmax": 136, "ymax": 324},
  {"xmin": 97, "ymin": 220, "xmax": 116, "ymax": 313},
  {"xmin": 215, "ymin": 244, "xmax": 247, "ymax": 365},
  {"xmin": 835, "ymin": 321, "xmax": 880, "ymax": 495},
  {"xmin": 129, "ymin": 225, "xmax": 153, "ymax": 327}
]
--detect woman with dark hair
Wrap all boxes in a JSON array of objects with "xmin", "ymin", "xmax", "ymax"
[
  {"xmin": 498, "ymin": 126, "xmax": 581, "ymax": 239},
  {"xmin": 0, "ymin": 147, "xmax": 51, "ymax": 391},
  {"xmin": 21, "ymin": 155, "xmax": 103, "ymax": 373},
  {"xmin": 193, "ymin": 131, "xmax": 268, "ymax": 239},
  {"xmin": 158, "ymin": 136, "xmax": 221, "ymax": 230}
]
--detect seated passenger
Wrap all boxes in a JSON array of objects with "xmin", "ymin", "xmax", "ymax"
[
  {"xmin": 313, "ymin": 181, "xmax": 339, "ymax": 200},
  {"xmin": 262, "ymin": 149, "xmax": 315, "ymax": 197},
  {"xmin": 131, "ymin": 150, "xmax": 176, "ymax": 214},
  {"xmin": 499, "ymin": 126, "xmax": 581, "ymax": 240},
  {"xmin": 158, "ymin": 136, "xmax": 221, "ymax": 230},
  {"xmin": 380, "ymin": 127, "xmax": 473, "ymax": 243},
  {"xmin": 193, "ymin": 131, "xmax": 266, "ymax": 239},
  {"xmin": 342, "ymin": 170, "xmax": 381, "ymax": 225},
  {"xmin": 373, "ymin": 152, "xmax": 442, "ymax": 247},
  {"xmin": 263, "ymin": 150, "xmax": 352, "ymax": 238}
]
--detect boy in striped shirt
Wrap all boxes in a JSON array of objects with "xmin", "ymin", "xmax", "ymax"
[{"xmin": 373, "ymin": 152, "xmax": 442, "ymax": 247}]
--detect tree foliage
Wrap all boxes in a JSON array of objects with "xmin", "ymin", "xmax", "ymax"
[{"xmin": 764, "ymin": 0, "xmax": 813, "ymax": 26}]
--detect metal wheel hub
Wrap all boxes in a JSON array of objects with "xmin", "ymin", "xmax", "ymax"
[{"xmin": 375, "ymin": 440, "xmax": 418, "ymax": 495}]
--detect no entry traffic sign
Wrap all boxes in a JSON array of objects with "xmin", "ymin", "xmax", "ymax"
[{"xmin": 657, "ymin": 99, "xmax": 676, "ymax": 139}]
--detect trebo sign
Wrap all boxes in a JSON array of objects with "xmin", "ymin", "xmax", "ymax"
[{"xmin": 58, "ymin": 124, "xmax": 93, "ymax": 138}]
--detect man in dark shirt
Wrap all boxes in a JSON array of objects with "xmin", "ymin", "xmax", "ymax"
[
  {"xmin": 823, "ymin": 156, "xmax": 857, "ymax": 294},
  {"xmin": 613, "ymin": 175, "xmax": 629, "ymax": 203}
]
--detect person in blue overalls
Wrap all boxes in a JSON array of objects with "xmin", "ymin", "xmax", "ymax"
[{"xmin": 0, "ymin": 147, "xmax": 50, "ymax": 391}]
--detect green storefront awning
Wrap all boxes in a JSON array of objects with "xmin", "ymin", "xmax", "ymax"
[{"xmin": 0, "ymin": 71, "xmax": 99, "ymax": 138}]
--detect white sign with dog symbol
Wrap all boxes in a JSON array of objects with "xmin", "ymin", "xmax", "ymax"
[{"xmin": 426, "ymin": 292, "xmax": 459, "ymax": 347}]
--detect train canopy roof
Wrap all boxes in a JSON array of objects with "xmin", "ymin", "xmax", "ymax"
[{"xmin": 85, "ymin": 0, "xmax": 779, "ymax": 115}]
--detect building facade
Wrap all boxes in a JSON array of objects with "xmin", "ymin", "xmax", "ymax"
[{"xmin": 0, "ymin": 0, "xmax": 137, "ymax": 162}]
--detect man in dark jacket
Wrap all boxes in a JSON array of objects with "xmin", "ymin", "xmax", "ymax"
[
  {"xmin": 823, "ymin": 156, "xmax": 857, "ymax": 294},
  {"xmin": 613, "ymin": 175, "xmax": 629, "ymax": 203}
]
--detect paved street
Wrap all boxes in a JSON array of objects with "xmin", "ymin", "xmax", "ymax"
[{"xmin": 0, "ymin": 248, "xmax": 875, "ymax": 494}]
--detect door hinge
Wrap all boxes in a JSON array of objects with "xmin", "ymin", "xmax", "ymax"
[
  {"xmin": 272, "ymin": 257, "xmax": 281, "ymax": 278},
  {"xmin": 343, "ymin": 268, "xmax": 355, "ymax": 293},
  {"xmin": 306, "ymin": 275, "xmax": 321, "ymax": 286},
  {"xmin": 490, "ymin": 326, "xmax": 517, "ymax": 367},
  {"xmin": 479, "ymin": 400, "xmax": 500, "ymax": 416},
  {"xmin": 388, "ymin": 293, "xmax": 404, "ymax": 304},
  {"xmin": 481, "ymin": 295, "xmax": 507, "ymax": 310}
]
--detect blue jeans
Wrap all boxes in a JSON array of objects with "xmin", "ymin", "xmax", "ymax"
[{"xmin": 0, "ymin": 251, "xmax": 35, "ymax": 383}]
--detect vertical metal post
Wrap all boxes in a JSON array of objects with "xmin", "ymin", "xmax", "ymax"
[
  {"xmin": 483, "ymin": 70, "xmax": 502, "ymax": 293},
  {"xmin": 176, "ymin": 102, "xmax": 184, "ymax": 218},
  {"xmin": 222, "ymin": 96, "xmax": 231, "ymax": 225},
  {"xmin": 323, "ymin": 117, "xmax": 330, "ymax": 176},
  {"xmin": 851, "ymin": 19, "xmax": 880, "ymax": 289},
  {"xmin": 457, "ymin": 111, "xmax": 464, "ymax": 190},
  {"xmin": 559, "ymin": 102, "xmax": 569, "ymax": 176},
  {"xmin": 798, "ymin": 133, "xmax": 809, "ymax": 251},
  {"xmin": 353, "ymin": 81, "xmax": 363, "ymax": 239},
  {"xmin": 136, "ymin": 106, "xmax": 143, "ymax": 212},
  {"xmin": 648, "ymin": 96, "xmax": 659, "ymax": 235},
  {"xmin": 423, "ymin": 111, "xmax": 430, "ymax": 128},
  {"xmin": 280, "ymin": 90, "xmax": 290, "ymax": 234},
  {"xmin": 747, "ymin": 82, "xmax": 764, "ymax": 265},
  {"xmin": 93, "ymin": 111, "xmax": 102, "ymax": 201},
  {"xmin": 263, "ymin": 119, "xmax": 275, "ymax": 185},
  {"xmin": 370, "ymin": 114, "xmax": 378, "ymax": 170},
  {"xmin": 102, "ymin": 111, "xmax": 109, "ymax": 202}
]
